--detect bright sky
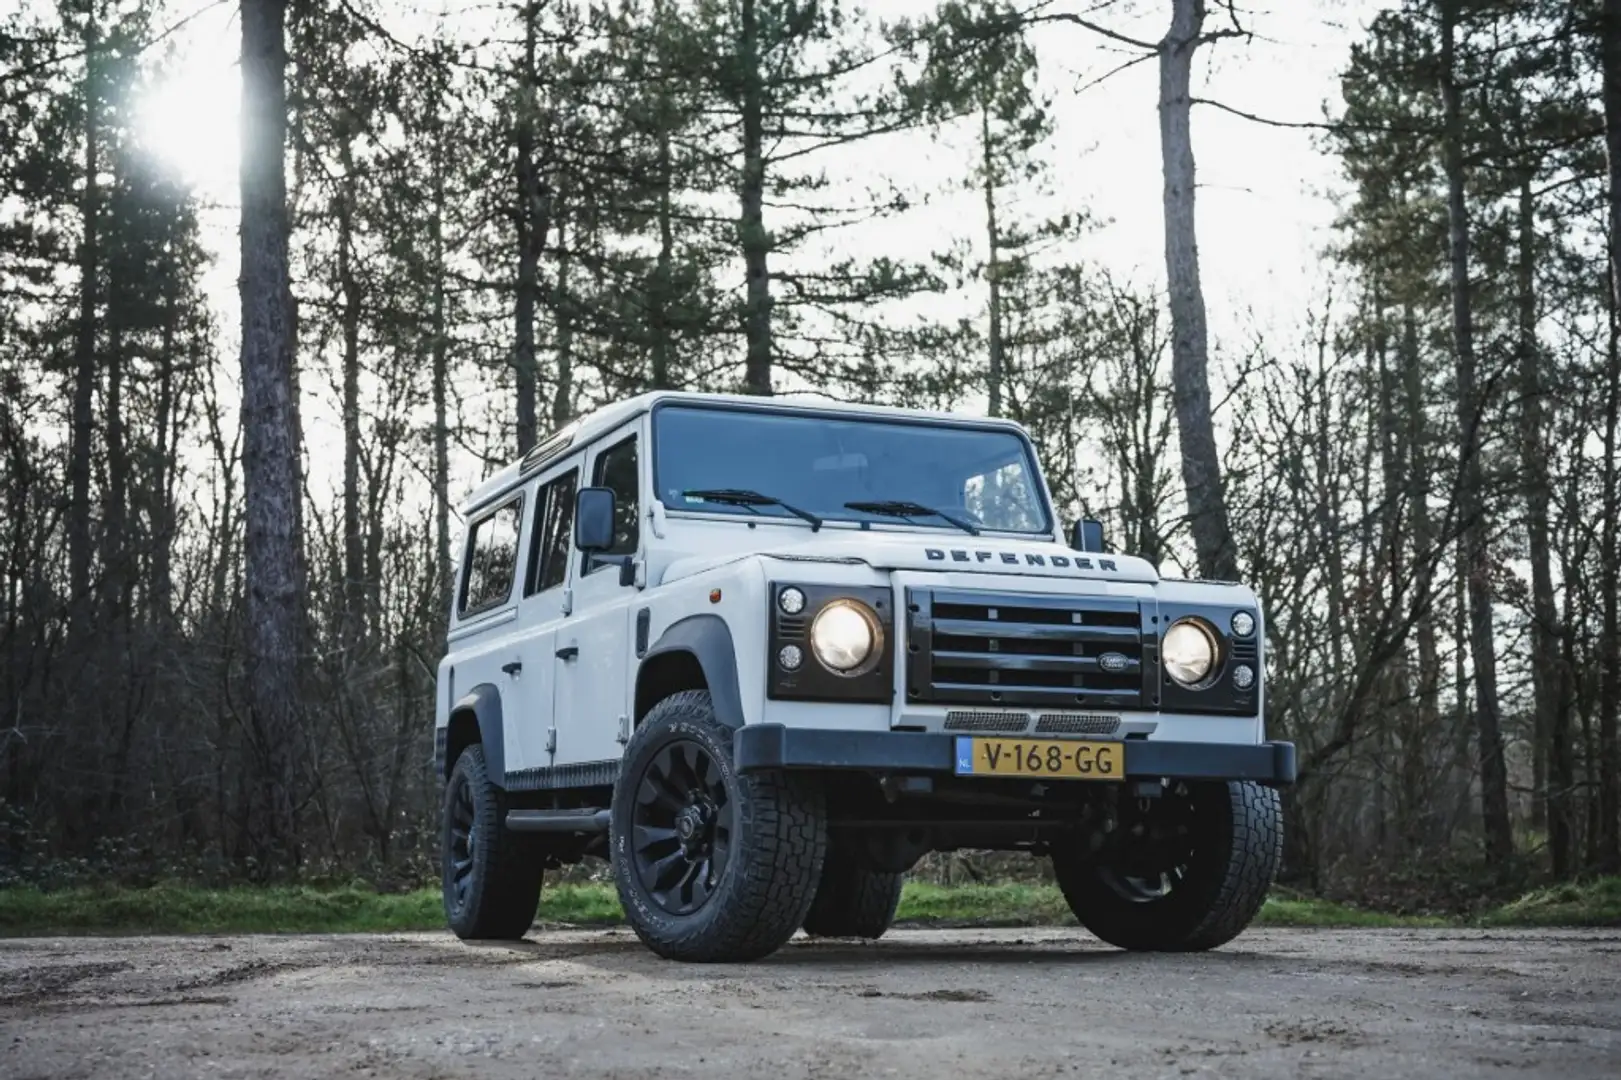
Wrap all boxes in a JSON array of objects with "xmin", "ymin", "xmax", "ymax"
[{"xmin": 133, "ymin": 0, "xmax": 1392, "ymax": 507}]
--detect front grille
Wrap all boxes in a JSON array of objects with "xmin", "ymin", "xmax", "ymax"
[
  {"xmin": 1034, "ymin": 713, "xmax": 1121, "ymax": 735},
  {"xmin": 906, "ymin": 588, "xmax": 1147, "ymax": 709},
  {"xmin": 944, "ymin": 710, "xmax": 1032, "ymax": 733}
]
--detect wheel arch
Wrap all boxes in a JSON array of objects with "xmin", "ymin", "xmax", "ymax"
[
  {"xmin": 445, "ymin": 683, "xmax": 505, "ymax": 786},
  {"xmin": 635, "ymin": 614, "xmax": 745, "ymax": 730}
]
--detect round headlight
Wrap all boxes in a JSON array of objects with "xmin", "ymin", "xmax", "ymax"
[
  {"xmin": 1231, "ymin": 611, "xmax": 1255, "ymax": 638},
  {"xmin": 779, "ymin": 587, "xmax": 806, "ymax": 615},
  {"xmin": 810, "ymin": 599, "xmax": 881, "ymax": 674},
  {"xmin": 1163, "ymin": 619, "xmax": 1218, "ymax": 688}
]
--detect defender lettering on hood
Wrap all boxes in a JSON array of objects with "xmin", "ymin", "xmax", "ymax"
[{"xmin": 924, "ymin": 547, "xmax": 1120, "ymax": 572}]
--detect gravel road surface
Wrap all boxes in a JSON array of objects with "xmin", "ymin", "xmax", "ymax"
[{"xmin": 2, "ymin": 926, "xmax": 1617, "ymax": 1079}]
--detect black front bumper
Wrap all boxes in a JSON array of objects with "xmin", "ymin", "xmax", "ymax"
[{"xmin": 733, "ymin": 725, "xmax": 1296, "ymax": 787}]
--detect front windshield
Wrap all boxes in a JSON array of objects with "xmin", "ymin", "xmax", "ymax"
[{"xmin": 653, "ymin": 404, "xmax": 1052, "ymax": 534}]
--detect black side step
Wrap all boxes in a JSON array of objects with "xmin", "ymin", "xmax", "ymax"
[{"xmin": 505, "ymin": 808, "xmax": 611, "ymax": 834}]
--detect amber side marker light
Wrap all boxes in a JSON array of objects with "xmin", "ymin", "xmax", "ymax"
[{"xmin": 709, "ymin": 589, "xmax": 722, "ymax": 604}]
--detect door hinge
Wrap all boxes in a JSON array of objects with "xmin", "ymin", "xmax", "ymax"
[
  {"xmin": 617, "ymin": 714, "xmax": 630, "ymax": 745},
  {"xmin": 545, "ymin": 727, "xmax": 557, "ymax": 754},
  {"xmin": 561, "ymin": 588, "xmax": 574, "ymax": 616}
]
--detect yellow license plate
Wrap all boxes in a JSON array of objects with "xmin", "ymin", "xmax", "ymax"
[{"xmin": 953, "ymin": 736, "xmax": 1123, "ymax": 780}]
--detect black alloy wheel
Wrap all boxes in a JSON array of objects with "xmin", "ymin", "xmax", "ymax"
[
  {"xmin": 631, "ymin": 740, "xmax": 733, "ymax": 916},
  {"xmin": 446, "ymin": 772, "xmax": 479, "ymax": 914},
  {"xmin": 440, "ymin": 742, "xmax": 544, "ymax": 940},
  {"xmin": 610, "ymin": 690, "xmax": 826, "ymax": 963}
]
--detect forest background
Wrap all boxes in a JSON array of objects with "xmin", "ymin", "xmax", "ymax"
[{"xmin": 2, "ymin": 0, "xmax": 1619, "ymax": 920}]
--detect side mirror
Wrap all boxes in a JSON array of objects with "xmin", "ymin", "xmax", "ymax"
[
  {"xmin": 1070, "ymin": 518, "xmax": 1107, "ymax": 553},
  {"xmin": 575, "ymin": 487, "xmax": 616, "ymax": 553}
]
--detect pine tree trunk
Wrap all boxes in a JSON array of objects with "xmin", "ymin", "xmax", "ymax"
[
  {"xmin": 652, "ymin": 124, "xmax": 675, "ymax": 390},
  {"xmin": 1439, "ymin": 0, "xmax": 1513, "ymax": 863},
  {"xmin": 1401, "ymin": 303, "xmax": 1443, "ymax": 792},
  {"xmin": 69, "ymin": 9, "xmax": 100, "ymax": 626},
  {"xmin": 338, "ymin": 127, "xmax": 363, "ymax": 634},
  {"xmin": 430, "ymin": 124, "xmax": 452, "ymax": 624},
  {"xmin": 151, "ymin": 300, "xmax": 176, "ymax": 624},
  {"xmin": 739, "ymin": 0, "xmax": 772, "ymax": 395},
  {"xmin": 1516, "ymin": 174, "xmax": 1561, "ymax": 847},
  {"xmin": 552, "ymin": 183, "xmax": 574, "ymax": 429},
  {"xmin": 103, "ymin": 314, "xmax": 127, "ymax": 620},
  {"xmin": 1159, "ymin": 0, "xmax": 1238, "ymax": 582},
  {"xmin": 981, "ymin": 104, "xmax": 1005, "ymax": 418},
  {"xmin": 513, "ymin": 1, "xmax": 547, "ymax": 454},
  {"xmin": 239, "ymin": 0, "xmax": 306, "ymax": 874},
  {"xmin": 1595, "ymin": 0, "xmax": 1621, "ymax": 870},
  {"xmin": 1599, "ymin": 307, "xmax": 1621, "ymax": 869}
]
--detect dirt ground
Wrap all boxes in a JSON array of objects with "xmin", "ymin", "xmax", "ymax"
[{"xmin": 1, "ymin": 926, "xmax": 1617, "ymax": 1079}]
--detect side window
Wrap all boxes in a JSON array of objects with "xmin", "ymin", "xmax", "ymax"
[
  {"xmin": 585, "ymin": 435, "xmax": 639, "ymax": 570},
  {"xmin": 524, "ymin": 468, "xmax": 578, "ymax": 597},
  {"xmin": 459, "ymin": 496, "xmax": 522, "ymax": 617}
]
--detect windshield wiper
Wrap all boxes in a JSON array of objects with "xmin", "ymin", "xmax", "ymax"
[
  {"xmin": 682, "ymin": 488, "xmax": 823, "ymax": 530},
  {"xmin": 844, "ymin": 500, "xmax": 981, "ymax": 536}
]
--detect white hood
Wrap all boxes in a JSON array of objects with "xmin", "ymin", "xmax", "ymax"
[{"xmin": 660, "ymin": 529, "xmax": 1159, "ymax": 586}]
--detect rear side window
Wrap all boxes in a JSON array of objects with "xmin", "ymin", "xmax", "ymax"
[
  {"xmin": 525, "ymin": 468, "xmax": 578, "ymax": 596},
  {"xmin": 459, "ymin": 496, "xmax": 522, "ymax": 617}
]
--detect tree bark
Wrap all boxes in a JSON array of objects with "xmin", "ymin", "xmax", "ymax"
[
  {"xmin": 1401, "ymin": 302, "xmax": 1443, "ymax": 799},
  {"xmin": 151, "ymin": 298, "xmax": 177, "ymax": 624},
  {"xmin": 103, "ymin": 309, "xmax": 127, "ymax": 620},
  {"xmin": 69, "ymin": 8, "xmax": 100, "ymax": 626},
  {"xmin": 982, "ymin": 103, "xmax": 1005, "ymax": 418},
  {"xmin": 739, "ymin": 0, "xmax": 772, "ymax": 395},
  {"xmin": 652, "ymin": 123, "xmax": 675, "ymax": 390},
  {"xmin": 239, "ymin": 0, "xmax": 306, "ymax": 873},
  {"xmin": 1159, "ymin": 0, "xmax": 1238, "ymax": 581},
  {"xmin": 513, "ymin": 1, "xmax": 547, "ymax": 453},
  {"xmin": 1515, "ymin": 174, "xmax": 1562, "ymax": 849},
  {"xmin": 337, "ymin": 123, "xmax": 364, "ymax": 633},
  {"xmin": 552, "ymin": 182, "xmax": 574, "ymax": 429},
  {"xmin": 430, "ymin": 119, "xmax": 452, "ymax": 624},
  {"xmin": 1595, "ymin": 0, "xmax": 1621, "ymax": 870},
  {"xmin": 1438, "ymin": 0, "xmax": 1513, "ymax": 864}
]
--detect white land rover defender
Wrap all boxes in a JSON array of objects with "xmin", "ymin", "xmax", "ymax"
[{"xmin": 435, "ymin": 391, "xmax": 1295, "ymax": 963}]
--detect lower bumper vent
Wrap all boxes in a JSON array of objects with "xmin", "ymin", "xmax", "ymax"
[
  {"xmin": 1034, "ymin": 713, "xmax": 1121, "ymax": 736},
  {"xmin": 944, "ymin": 710, "xmax": 1031, "ymax": 733}
]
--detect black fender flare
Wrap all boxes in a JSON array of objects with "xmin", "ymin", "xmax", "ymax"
[
  {"xmin": 449, "ymin": 683, "xmax": 506, "ymax": 787},
  {"xmin": 639, "ymin": 614, "xmax": 745, "ymax": 729}
]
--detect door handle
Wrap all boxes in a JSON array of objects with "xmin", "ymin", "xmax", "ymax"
[
  {"xmin": 502, "ymin": 661, "xmax": 522, "ymax": 676},
  {"xmin": 556, "ymin": 645, "xmax": 579, "ymax": 661}
]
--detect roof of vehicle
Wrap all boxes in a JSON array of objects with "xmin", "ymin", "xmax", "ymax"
[{"xmin": 459, "ymin": 389, "xmax": 1026, "ymax": 514}]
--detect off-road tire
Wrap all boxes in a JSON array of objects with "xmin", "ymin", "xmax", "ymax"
[
  {"xmin": 611, "ymin": 691, "xmax": 826, "ymax": 962},
  {"xmin": 802, "ymin": 845, "xmax": 904, "ymax": 939},
  {"xmin": 1054, "ymin": 780, "xmax": 1282, "ymax": 952},
  {"xmin": 442, "ymin": 743, "xmax": 544, "ymax": 940}
]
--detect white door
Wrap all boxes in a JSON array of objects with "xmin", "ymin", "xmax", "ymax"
[
  {"xmin": 445, "ymin": 490, "xmax": 527, "ymax": 771},
  {"xmin": 504, "ymin": 459, "xmax": 582, "ymax": 772},
  {"xmin": 554, "ymin": 421, "xmax": 644, "ymax": 767}
]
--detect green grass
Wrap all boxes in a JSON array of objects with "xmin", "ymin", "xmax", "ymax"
[
  {"xmin": 1478, "ymin": 877, "xmax": 1621, "ymax": 928},
  {"xmin": 1, "ymin": 877, "xmax": 1614, "ymax": 937},
  {"xmin": 0, "ymin": 882, "xmax": 620, "ymax": 936}
]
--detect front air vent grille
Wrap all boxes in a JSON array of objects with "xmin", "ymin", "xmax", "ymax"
[
  {"xmin": 906, "ymin": 588, "xmax": 1146, "ymax": 709},
  {"xmin": 1034, "ymin": 713, "xmax": 1121, "ymax": 736},
  {"xmin": 944, "ymin": 710, "xmax": 1032, "ymax": 733},
  {"xmin": 778, "ymin": 616, "xmax": 807, "ymax": 641}
]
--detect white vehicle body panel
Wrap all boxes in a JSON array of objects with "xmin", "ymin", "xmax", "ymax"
[{"xmin": 436, "ymin": 390, "xmax": 1272, "ymax": 782}]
